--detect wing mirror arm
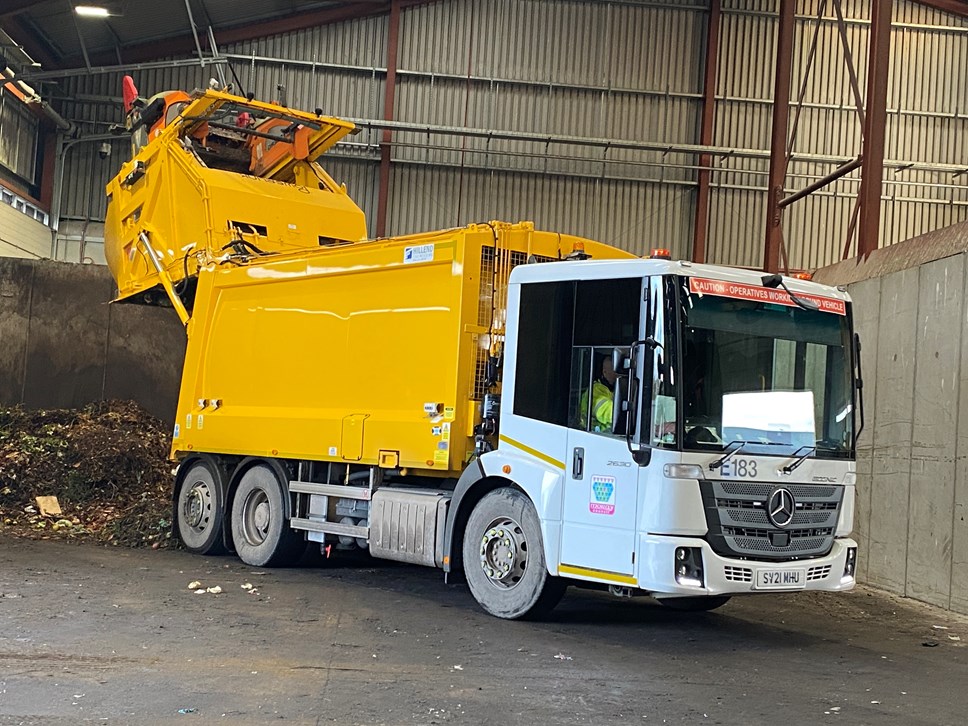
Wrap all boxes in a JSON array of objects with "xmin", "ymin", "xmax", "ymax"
[{"xmin": 611, "ymin": 343, "xmax": 653, "ymax": 467}]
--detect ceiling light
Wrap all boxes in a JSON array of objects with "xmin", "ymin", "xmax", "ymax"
[{"xmin": 75, "ymin": 5, "xmax": 110, "ymax": 17}]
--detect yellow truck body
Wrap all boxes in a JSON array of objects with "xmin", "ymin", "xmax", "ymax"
[
  {"xmin": 102, "ymin": 89, "xmax": 633, "ymax": 475},
  {"xmin": 176, "ymin": 222, "xmax": 632, "ymax": 475}
]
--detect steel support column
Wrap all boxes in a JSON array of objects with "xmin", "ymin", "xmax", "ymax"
[
  {"xmin": 39, "ymin": 129, "xmax": 57, "ymax": 210},
  {"xmin": 763, "ymin": 0, "xmax": 796, "ymax": 273},
  {"xmin": 692, "ymin": 0, "xmax": 721, "ymax": 264},
  {"xmin": 375, "ymin": 0, "xmax": 400, "ymax": 239},
  {"xmin": 857, "ymin": 0, "xmax": 893, "ymax": 258}
]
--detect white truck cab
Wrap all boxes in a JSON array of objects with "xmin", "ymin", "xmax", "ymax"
[{"xmin": 460, "ymin": 257, "xmax": 860, "ymax": 617}]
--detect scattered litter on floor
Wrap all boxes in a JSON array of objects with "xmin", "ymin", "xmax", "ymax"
[
  {"xmin": 932, "ymin": 625, "xmax": 949, "ymax": 630},
  {"xmin": 241, "ymin": 583, "xmax": 253, "ymax": 590},
  {"xmin": 922, "ymin": 641, "xmax": 940, "ymax": 647},
  {"xmin": 452, "ymin": 665, "xmax": 463, "ymax": 670},
  {"xmin": 188, "ymin": 581, "xmax": 202, "ymax": 589},
  {"xmin": 553, "ymin": 653, "xmax": 573, "ymax": 661},
  {"xmin": 206, "ymin": 586, "xmax": 222, "ymax": 594},
  {"xmin": 35, "ymin": 495, "xmax": 61, "ymax": 516},
  {"xmin": 177, "ymin": 707, "xmax": 197, "ymax": 715}
]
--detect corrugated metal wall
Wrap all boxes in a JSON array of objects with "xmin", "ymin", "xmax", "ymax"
[
  {"xmin": 0, "ymin": 88, "xmax": 39, "ymax": 185},
  {"xmin": 50, "ymin": 0, "xmax": 968, "ymax": 268},
  {"xmin": 711, "ymin": 0, "xmax": 968, "ymax": 269}
]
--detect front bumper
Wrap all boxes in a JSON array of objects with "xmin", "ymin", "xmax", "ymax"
[{"xmin": 638, "ymin": 534, "xmax": 858, "ymax": 598}]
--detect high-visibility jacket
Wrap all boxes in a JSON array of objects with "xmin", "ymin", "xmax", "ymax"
[{"xmin": 580, "ymin": 380, "xmax": 613, "ymax": 432}]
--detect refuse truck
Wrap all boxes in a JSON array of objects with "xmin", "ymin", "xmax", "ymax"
[{"xmin": 104, "ymin": 85, "xmax": 862, "ymax": 619}]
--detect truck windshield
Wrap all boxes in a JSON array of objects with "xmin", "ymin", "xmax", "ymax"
[{"xmin": 675, "ymin": 276, "xmax": 854, "ymax": 458}]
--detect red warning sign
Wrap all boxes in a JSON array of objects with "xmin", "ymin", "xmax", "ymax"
[{"xmin": 688, "ymin": 277, "xmax": 846, "ymax": 316}]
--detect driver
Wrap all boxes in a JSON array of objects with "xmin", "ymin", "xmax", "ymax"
[{"xmin": 580, "ymin": 356, "xmax": 617, "ymax": 432}]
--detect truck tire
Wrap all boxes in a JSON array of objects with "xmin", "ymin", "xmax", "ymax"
[
  {"xmin": 656, "ymin": 595, "xmax": 731, "ymax": 612},
  {"xmin": 230, "ymin": 464, "xmax": 306, "ymax": 567},
  {"xmin": 175, "ymin": 459, "xmax": 228, "ymax": 555},
  {"xmin": 462, "ymin": 487, "xmax": 566, "ymax": 620}
]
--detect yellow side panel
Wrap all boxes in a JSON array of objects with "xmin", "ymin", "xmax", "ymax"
[
  {"xmin": 172, "ymin": 222, "xmax": 636, "ymax": 476},
  {"xmin": 176, "ymin": 231, "xmax": 473, "ymax": 473}
]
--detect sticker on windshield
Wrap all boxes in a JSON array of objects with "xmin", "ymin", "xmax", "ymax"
[
  {"xmin": 689, "ymin": 277, "xmax": 846, "ymax": 315},
  {"xmin": 589, "ymin": 475, "xmax": 616, "ymax": 515}
]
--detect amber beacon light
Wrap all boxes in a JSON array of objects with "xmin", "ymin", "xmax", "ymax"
[{"xmin": 649, "ymin": 248, "xmax": 672, "ymax": 260}]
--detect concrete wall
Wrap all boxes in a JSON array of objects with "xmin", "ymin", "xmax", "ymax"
[
  {"xmin": 0, "ymin": 258, "xmax": 185, "ymax": 423},
  {"xmin": 816, "ymin": 220, "xmax": 968, "ymax": 615}
]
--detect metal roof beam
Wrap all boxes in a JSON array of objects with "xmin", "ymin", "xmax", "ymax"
[
  {"xmin": 21, "ymin": 56, "xmax": 227, "ymax": 81},
  {"xmin": 0, "ymin": 1, "xmax": 45, "ymax": 20},
  {"xmin": 0, "ymin": 15, "xmax": 61, "ymax": 69},
  {"xmin": 55, "ymin": 0, "xmax": 436, "ymax": 68},
  {"xmin": 912, "ymin": 0, "xmax": 968, "ymax": 18}
]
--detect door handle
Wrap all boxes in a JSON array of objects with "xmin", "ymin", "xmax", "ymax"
[{"xmin": 572, "ymin": 447, "xmax": 584, "ymax": 480}]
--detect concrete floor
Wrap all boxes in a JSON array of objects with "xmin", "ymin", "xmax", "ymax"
[{"xmin": 1, "ymin": 537, "xmax": 966, "ymax": 725}]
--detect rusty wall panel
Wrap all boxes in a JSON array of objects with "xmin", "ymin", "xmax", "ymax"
[
  {"xmin": 20, "ymin": 262, "xmax": 113, "ymax": 410},
  {"xmin": 0, "ymin": 258, "xmax": 33, "ymax": 406}
]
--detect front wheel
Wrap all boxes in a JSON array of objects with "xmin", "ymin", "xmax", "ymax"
[
  {"xmin": 656, "ymin": 595, "xmax": 731, "ymax": 612},
  {"xmin": 230, "ymin": 464, "xmax": 306, "ymax": 567},
  {"xmin": 462, "ymin": 487, "xmax": 566, "ymax": 620}
]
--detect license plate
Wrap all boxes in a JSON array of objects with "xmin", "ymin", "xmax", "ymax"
[{"xmin": 755, "ymin": 568, "xmax": 806, "ymax": 590}]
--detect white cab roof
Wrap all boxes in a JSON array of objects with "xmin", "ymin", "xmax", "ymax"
[{"xmin": 507, "ymin": 257, "xmax": 851, "ymax": 303}]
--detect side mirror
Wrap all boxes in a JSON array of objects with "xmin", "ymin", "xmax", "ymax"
[
  {"xmin": 612, "ymin": 347, "xmax": 631, "ymax": 375},
  {"xmin": 611, "ymin": 375, "xmax": 630, "ymax": 436}
]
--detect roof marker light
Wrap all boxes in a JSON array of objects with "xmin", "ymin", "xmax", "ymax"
[
  {"xmin": 793, "ymin": 272, "xmax": 813, "ymax": 280},
  {"xmin": 650, "ymin": 248, "xmax": 672, "ymax": 260}
]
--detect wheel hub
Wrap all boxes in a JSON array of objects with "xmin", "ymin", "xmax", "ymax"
[
  {"xmin": 241, "ymin": 489, "xmax": 271, "ymax": 545},
  {"xmin": 479, "ymin": 517, "xmax": 527, "ymax": 589},
  {"xmin": 253, "ymin": 502, "xmax": 270, "ymax": 533},
  {"xmin": 184, "ymin": 482, "xmax": 211, "ymax": 530}
]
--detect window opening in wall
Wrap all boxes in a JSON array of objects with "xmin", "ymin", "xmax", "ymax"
[{"xmin": 0, "ymin": 184, "xmax": 48, "ymax": 226}]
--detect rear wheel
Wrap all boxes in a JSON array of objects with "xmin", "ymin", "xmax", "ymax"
[
  {"xmin": 175, "ymin": 459, "xmax": 227, "ymax": 555},
  {"xmin": 230, "ymin": 464, "xmax": 306, "ymax": 567},
  {"xmin": 462, "ymin": 487, "xmax": 566, "ymax": 620},
  {"xmin": 656, "ymin": 595, "xmax": 731, "ymax": 612}
]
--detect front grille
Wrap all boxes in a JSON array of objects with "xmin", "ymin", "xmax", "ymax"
[
  {"xmin": 807, "ymin": 565, "xmax": 832, "ymax": 581},
  {"xmin": 724, "ymin": 566, "xmax": 752, "ymax": 582},
  {"xmin": 701, "ymin": 480, "xmax": 844, "ymax": 562}
]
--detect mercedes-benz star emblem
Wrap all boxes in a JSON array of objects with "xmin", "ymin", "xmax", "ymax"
[{"xmin": 767, "ymin": 488, "xmax": 796, "ymax": 528}]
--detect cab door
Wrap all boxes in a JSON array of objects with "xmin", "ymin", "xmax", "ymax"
[
  {"xmin": 560, "ymin": 278, "xmax": 646, "ymax": 578},
  {"xmin": 563, "ymin": 413, "xmax": 639, "ymax": 576}
]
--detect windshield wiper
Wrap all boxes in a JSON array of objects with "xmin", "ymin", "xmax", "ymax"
[
  {"xmin": 709, "ymin": 440, "xmax": 747, "ymax": 471},
  {"xmin": 709, "ymin": 439, "xmax": 792, "ymax": 471},
  {"xmin": 781, "ymin": 445, "xmax": 816, "ymax": 474},
  {"xmin": 761, "ymin": 274, "xmax": 820, "ymax": 312}
]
